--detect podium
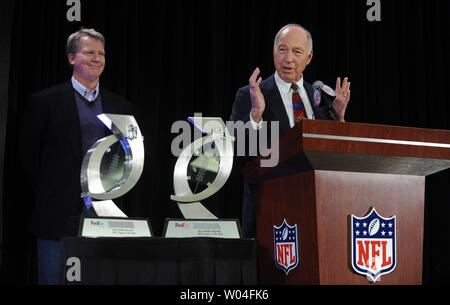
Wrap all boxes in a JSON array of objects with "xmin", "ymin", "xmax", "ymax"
[{"xmin": 243, "ymin": 120, "xmax": 450, "ymax": 285}]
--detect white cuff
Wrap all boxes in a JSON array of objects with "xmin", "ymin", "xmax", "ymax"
[{"xmin": 249, "ymin": 112, "xmax": 263, "ymax": 130}]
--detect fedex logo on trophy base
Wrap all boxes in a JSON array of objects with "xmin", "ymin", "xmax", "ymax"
[
  {"xmin": 273, "ymin": 219, "xmax": 299, "ymax": 275},
  {"xmin": 351, "ymin": 207, "xmax": 396, "ymax": 283}
]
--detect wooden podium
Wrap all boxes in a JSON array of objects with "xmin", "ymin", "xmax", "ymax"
[{"xmin": 243, "ymin": 120, "xmax": 450, "ymax": 285}]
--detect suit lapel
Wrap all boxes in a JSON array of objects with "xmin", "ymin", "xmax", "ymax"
[
  {"xmin": 57, "ymin": 82, "xmax": 82, "ymax": 160},
  {"xmin": 304, "ymin": 81, "xmax": 320, "ymax": 119},
  {"xmin": 261, "ymin": 75, "xmax": 291, "ymax": 135},
  {"xmin": 101, "ymin": 89, "xmax": 125, "ymax": 114},
  {"xmin": 98, "ymin": 88, "xmax": 120, "ymax": 135},
  {"xmin": 304, "ymin": 81, "xmax": 333, "ymax": 121},
  {"xmin": 100, "ymin": 89, "xmax": 113, "ymax": 113},
  {"xmin": 304, "ymin": 81, "xmax": 314, "ymax": 105}
]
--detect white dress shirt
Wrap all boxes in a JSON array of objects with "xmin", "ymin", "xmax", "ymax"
[
  {"xmin": 71, "ymin": 76, "xmax": 100, "ymax": 102},
  {"xmin": 249, "ymin": 71, "xmax": 314, "ymax": 129}
]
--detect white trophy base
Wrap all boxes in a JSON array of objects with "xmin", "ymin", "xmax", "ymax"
[{"xmin": 163, "ymin": 218, "xmax": 242, "ymax": 239}]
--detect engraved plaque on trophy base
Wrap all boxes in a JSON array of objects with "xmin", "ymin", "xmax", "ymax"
[
  {"xmin": 163, "ymin": 218, "xmax": 242, "ymax": 239},
  {"xmin": 79, "ymin": 217, "xmax": 153, "ymax": 238}
]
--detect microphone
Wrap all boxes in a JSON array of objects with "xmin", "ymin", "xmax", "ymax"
[{"xmin": 312, "ymin": 81, "xmax": 339, "ymax": 121}]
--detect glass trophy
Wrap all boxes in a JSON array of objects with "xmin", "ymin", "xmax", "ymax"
[
  {"xmin": 164, "ymin": 117, "xmax": 242, "ymax": 239},
  {"xmin": 78, "ymin": 114, "xmax": 152, "ymax": 238}
]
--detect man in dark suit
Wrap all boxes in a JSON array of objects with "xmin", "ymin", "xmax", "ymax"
[
  {"xmin": 229, "ymin": 24, "xmax": 351, "ymax": 238},
  {"xmin": 19, "ymin": 28, "xmax": 132, "ymax": 284}
]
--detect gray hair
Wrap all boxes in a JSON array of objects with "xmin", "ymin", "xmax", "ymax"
[
  {"xmin": 273, "ymin": 24, "xmax": 313, "ymax": 53},
  {"xmin": 66, "ymin": 28, "xmax": 105, "ymax": 55}
]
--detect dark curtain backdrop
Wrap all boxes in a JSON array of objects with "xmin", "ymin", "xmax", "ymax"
[
  {"xmin": 0, "ymin": 0, "xmax": 14, "ymax": 271},
  {"xmin": 1, "ymin": 0, "xmax": 449, "ymax": 284}
]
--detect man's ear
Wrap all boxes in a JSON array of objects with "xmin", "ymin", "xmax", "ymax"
[
  {"xmin": 67, "ymin": 53, "xmax": 76, "ymax": 65},
  {"xmin": 306, "ymin": 50, "xmax": 313, "ymax": 65}
]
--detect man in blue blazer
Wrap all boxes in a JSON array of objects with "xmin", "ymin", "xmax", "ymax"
[
  {"xmin": 19, "ymin": 29, "xmax": 132, "ymax": 284},
  {"xmin": 229, "ymin": 24, "xmax": 351, "ymax": 238}
]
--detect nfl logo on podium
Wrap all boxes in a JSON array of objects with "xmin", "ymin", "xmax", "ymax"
[
  {"xmin": 273, "ymin": 219, "xmax": 299, "ymax": 275},
  {"xmin": 351, "ymin": 208, "xmax": 396, "ymax": 282}
]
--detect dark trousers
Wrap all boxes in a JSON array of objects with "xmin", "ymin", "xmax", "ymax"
[
  {"xmin": 36, "ymin": 207, "xmax": 91, "ymax": 285},
  {"xmin": 37, "ymin": 238, "xmax": 62, "ymax": 285}
]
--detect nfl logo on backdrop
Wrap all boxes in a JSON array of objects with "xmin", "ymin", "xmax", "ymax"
[
  {"xmin": 351, "ymin": 207, "xmax": 396, "ymax": 282},
  {"xmin": 274, "ymin": 219, "xmax": 299, "ymax": 275}
]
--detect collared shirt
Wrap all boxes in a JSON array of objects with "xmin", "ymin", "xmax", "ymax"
[
  {"xmin": 71, "ymin": 76, "xmax": 100, "ymax": 102},
  {"xmin": 274, "ymin": 71, "xmax": 315, "ymax": 126},
  {"xmin": 249, "ymin": 71, "xmax": 315, "ymax": 129}
]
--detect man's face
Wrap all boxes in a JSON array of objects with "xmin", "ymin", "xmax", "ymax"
[
  {"xmin": 273, "ymin": 27, "xmax": 313, "ymax": 83},
  {"xmin": 68, "ymin": 35, "xmax": 105, "ymax": 85}
]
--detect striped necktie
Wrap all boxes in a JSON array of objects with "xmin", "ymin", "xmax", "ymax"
[{"xmin": 291, "ymin": 83, "xmax": 307, "ymax": 124}]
